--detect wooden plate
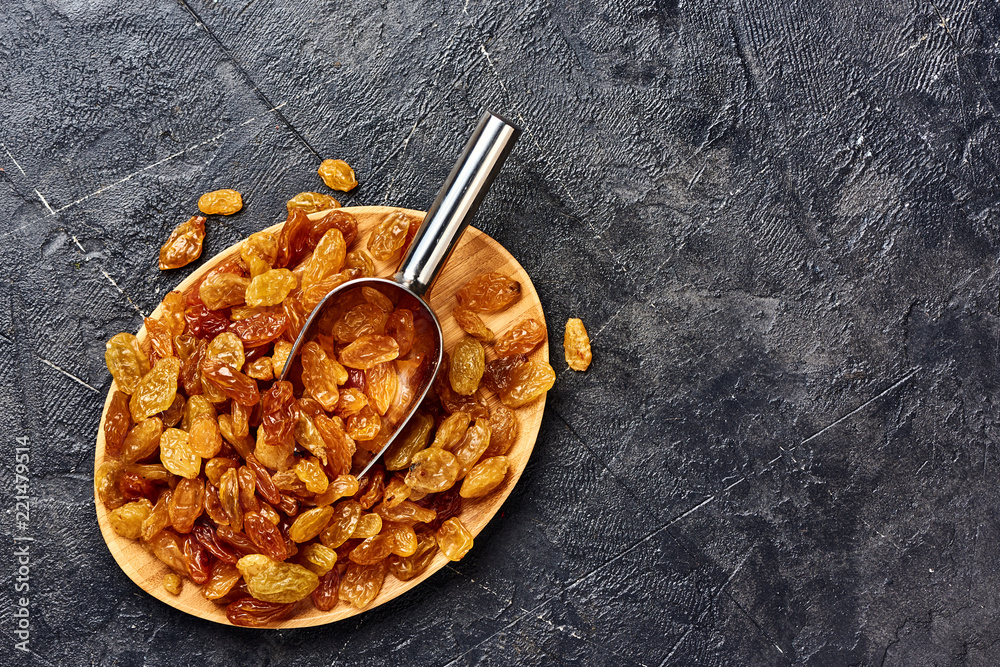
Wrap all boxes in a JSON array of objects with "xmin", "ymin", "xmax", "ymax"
[{"xmin": 94, "ymin": 206, "xmax": 547, "ymax": 627}]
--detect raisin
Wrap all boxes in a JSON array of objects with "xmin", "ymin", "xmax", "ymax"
[
  {"xmin": 384, "ymin": 309, "xmax": 415, "ymax": 357},
  {"xmin": 260, "ymin": 381, "xmax": 296, "ymax": 448},
  {"xmin": 382, "ymin": 475, "xmax": 413, "ymax": 508},
  {"xmin": 275, "ymin": 208, "xmax": 313, "ymax": 269},
  {"xmin": 299, "ymin": 272, "xmax": 354, "ymax": 312},
  {"xmin": 434, "ymin": 354, "xmax": 490, "ymax": 419},
  {"xmin": 384, "ymin": 412, "xmax": 434, "ymax": 470},
  {"xmin": 162, "ymin": 572, "xmax": 183, "ymax": 595},
  {"xmin": 199, "ymin": 272, "xmax": 250, "ymax": 310},
  {"xmin": 319, "ymin": 500, "xmax": 363, "ymax": 549},
  {"xmin": 189, "ymin": 414, "xmax": 223, "ymax": 458},
  {"xmin": 237, "ymin": 466, "xmax": 259, "ymax": 514},
  {"xmin": 302, "ymin": 229, "xmax": 346, "ymax": 291},
  {"xmin": 160, "ymin": 428, "xmax": 201, "ymax": 479},
  {"xmin": 564, "ymin": 317, "xmax": 592, "ymax": 371},
  {"xmin": 185, "ymin": 304, "xmax": 231, "ymax": 340},
  {"xmin": 436, "ymin": 517, "xmax": 473, "ymax": 561},
  {"xmin": 300, "ymin": 543, "xmax": 339, "ymax": 575},
  {"xmin": 180, "ymin": 338, "xmax": 208, "ymax": 396},
  {"xmin": 130, "ymin": 357, "xmax": 181, "ymax": 422},
  {"xmin": 159, "ymin": 215, "xmax": 206, "ymax": 270},
  {"xmin": 430, "ymin": 412, "xmax": 470, "ymax": 451},
  {"xmin": 286, "ymin": 191, "xmax": 340, "ymax": 215},
  {"xmin": 388, "ymin": 531, "xmax": 436, "ymax": 581},
  {"xmin": 416, "ymin": 485, "xmax": 461, "ymax": 531},
  {"xmin": 344, "ymin": 250, "xmax": 375, "ymax": 277},
  {"xmin": 204, "ymin": 457, "xmax": 237, "ymax": 486},
  {"xmin": 348, "ymin": 534, "xmax": 392, "ymax": 565},
  {"xmin": 245, "ymin": 269, "xmax": 298, "ymax": 308},
  {"xmin": 367, "ymin": 211, "xmax": 412, "ymax": 261},
  {"xmin": 301, "ymin": 342, "xmax": 341, "ymax": 411},
  {"xmin": 244, "ymin": 357, "xmax": 273, "ymax": 381},
  {"xmin": 335, "ymin": 387, "xmax": 368, "ymax": 418},
  {"xmin": 141, "ymin": 489, "xmax": 172, "ymax": 541},
  {"xmin": 282, "ymin": 294, "xmax": 308, "ymax": 342},
  {"xmin": 121, "ymin": 417, "xmax": 163, "ymax": 465},
  {"xmin": 374, "ymin": 500, "xmax": 436, "ymax": 525},
  {"xmin": 202, "ymin": 358, "xmax": 260, "ymax": 406},
  {"xmin": 236, "ymin": 554, "xmax": 319, "ymax": 603},
  {"xmin": 109, "ymin": 499, "xmax": 153, "ymax": 539},
  {"xmin": 449, "ymin": 337, "xmax": 485, "ymax": 396},
  {"xmin": 334, "ymin": 303, "xmax": 387, "ymax": 343},
  {"xmin": 356, "ymin": 464, "xmax": 385, "ymax": 509},
  {"xmin": 455, "ymin": 273, "xmax": 521, "ymax": 312},
  {"xmin": 495, "ymin": 318, "xmax": 546, "ymax": 357},
  {"xmin": 299, "ymin": 412, "xmax": 333, "ymax": 465},
  {"xmin": 203, "ymin": 560, "xmax": 241, "ymax": 599},
  {"xmin": 226, "ymin": 597, "xmax": 295, "ymax": 627},
  {"xmin": 241, "ymin": 231, "xmax": 279, "ymax": 278},
  {"xmin": 219, "ymin": 468, "xmax": 243, "ymax": 532},
  {"xmin": 339, "ymin": 559, "xmax": 387, "ymax": 609},
  {"xmin": 497, "ymin": 360, "xmax": 556, "ymax": 408},
  {"xmin": 158, "ymin": 394, "xmax": 185, "ymax": 428},
  {"xmin": 460, "ymin": 456, "xmax": 508, "ymax": 498},
  {"xmin": 484, "ymin": 404, "xmax": 518, "ymax": 457},
  {"xmin": 144, "ymin": 529, "xmax": 188, "ymax": 574},
  {"xmin": 182, "ymin": 395, "xmax": 217, "ymax": 431},
  {"xmin": 311, "ymin": 568, "xmax": 341, "ymax": 611},
  {"xmin": 271, "ymin": 341, "xmax": 293, "ymax": 378},
  {"xmin": 452, "ymin": 419, "xmax": 492, "ymax": 478},
  {"xmin": 144, "ymin": 317, "xmax": 175, "ymax": 364},
  {"xmin": 309, "ymin": 209, "xmax": 358, "ymax": 248},
  {"xmin": 294, "ymin": 457, "xmax": 329, "ymax": 494},
  {"xmin": 159, "ymin": 291, "xmax": 188, "ymax": 337},
  {"xmin": 104, "ymin": 394, "xmax": 134, "ymax": 459},
  {"xmin": 384, "ymin": 521, "xmax": 418, "ymax": 557},
  {"xmin": 405, "ymin": 448, "xmax": 459, "ymax": 494},
  {"xmin": 105, "ymin": 333, "xmax": 151, "ymax": 395},
  {"xmin": 482, "ymin": 354, "xmax": 528, "ymax": 394},
  {"xmin": 229, "ymin": 310, "xmax": 289, "ymax": 349},
  {"xmin": 183, "ymin": 533, "xmax": 212, "ymax": 584},
  {"xmin": 289, "ymin": 506, "xmax": 336, "ymax": 543},
  {"xmin": 346, "ymin": 405, "xmax": 381, "ymax": 441},
  {"xmin": 198, "ymin": 189, "xmax": 243, "ymax": 215},
  {"xmin": 339, "ymin": 335, "xmax": 399, "ymax": 369},
  {"xmin": 365, "ymin": 361, "xmax": 398, "ymax": 416},
  {"xmin": 453, "ymin": 306, "xmax": 494, "ymax": 343},
  {"xmin": 244, "ymin": 512, "xmax": 291, "ymax": 561},
  {"xmin": 313, "ymin": 474, "xmax": 360, "ymax": 507},
  {"xmin": 318, "ymin": 159, "xmax": 358, "ymax": 191},
  {"xmin": 168, "ymin": 478, "xmax": 205, "ymax": 533}
]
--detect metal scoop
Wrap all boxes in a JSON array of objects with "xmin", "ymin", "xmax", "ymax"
[{"xmin": 280, "ymin": 111, "xmax": 521, "ymax": 477}]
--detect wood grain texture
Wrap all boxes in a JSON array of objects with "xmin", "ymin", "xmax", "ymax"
[{"xmin": 93, "ymin": 205, "xmax": 549, "ymax": 627}]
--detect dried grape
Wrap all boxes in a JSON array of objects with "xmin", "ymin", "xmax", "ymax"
[
  {"xmin": 318, "ymin": 159, "xmax": 358, "ymax": 191},
  {"xmin": 159, "ymin": 215, "xmax": 206, "ymax": 270},
  {"xmin": 495, "ymin": 318, "xmax": 546, "ymax": 357},
  {"xmin": 106, "ymin": 333, "xmax": 151, "ymax": 395},
  {"xmin": 130, "ymin": 357, "xmax": 181, "ymax": 422},
  {"xmin": 449, "ymin": 337, "xmax": 484, "ymax": 396},
  {"xmin": 460, "ymin": 456, "xmax": 508, "ymax": 498},
  {"xmin": 246, "ymin": 269, "xmax": 298, "ymax": 307},
  {"xmin": 366, "ymin": 211, "xmax": 411, "ymax": 261},
  {"xmin": 436, "ymin": 517, "xmax": 473, "ymax": 561},
  {"xmin": 286, "ymin": 191, "xmax": 340, "ymax": 215},
  {"xmin": 564, "ymin": 317, "xmax": 592, "ymax": 371},
  {"xmin": 455, "ymin": 273, "xmax": 521, "ymax": 312},
  {"xmin": 198, "ymin": 189, "xmax": 243, "ymax": 215},
  {"xmin": 453, "ymin": 306, "xmax": 494, "ymax": 343}
]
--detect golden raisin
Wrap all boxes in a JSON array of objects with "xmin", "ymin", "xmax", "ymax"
[
  {"xmin": 109, "ymin": 499, "xmax": 153, "ymax": 539},
  {"xmin": 436, "ymin": 517, "xmax": 473, "ymax": 561},
  {"xmin": 460, "ymin": 456, "xmax": 509, "ymax": 498},
  {"xmin": 449, "ymin": 337, "xmax": 485, "ymax": 396},
  {"xmin": 198, "ymin": 272, "xmax": 249, "ymax": 310},
  {"xmin": 162, "ymin": 572, "xmax": 183, "ymax": 595},
  {"xmin": 159, "ymin": 215, "xmax": 206, "ymax": 270},
  {"xmin": 455, "ymin": 273, "xmax": 521, "ymax": 313},
  {"xmin": 105, "ymin": 333, "xmax": 151, "ymax": 395},
  {"xmin": 366, "ymin": 211, "xmax": 411, "ymax": 261},
  {"xmin": 564, "ymin": 317, "xmax": 592, "ymax": 371},
  {"xmin": 198, "ymin": 189, "xmax": 243, "ymax": 215},
  {"xmin": 453, "ymin": 306, "xmax": 494, "ymax": 343},
  {"xmin": 497, "ymin": 359, "xmax": 556, "ymax": 408},
  {"xmin": 384, "ymin": 412, "xmax": 433, "ymax": 470},
  {"xmin": 129, "ymin": 357, "xmax": 181, "ymax": 422},
  {"xmin": 405, "ymin": 448, "xmax": 459, "ymax": 493},
  {"xmin": 286, "ymin": 191, "xmax": 340, "ymax": 214},
  {"xmin": 495, "ymin": 318, "xmax": 547, "ymax": 357},
  {"xmin": 339, "ymin": 335, "xmax": 400, "ymax": 369},
  {"xmin": 318, "ymin": 159, "xmax": 358, "ymax": 191},
  {"xmin": 245, "ymin": 269, "xmax": 298, "ymax": 308}
]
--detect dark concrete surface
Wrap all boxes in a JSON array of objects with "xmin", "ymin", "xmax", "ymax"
[{"xmin": 1, "ymin": 0, "xmax": 999, "ymax": 664}]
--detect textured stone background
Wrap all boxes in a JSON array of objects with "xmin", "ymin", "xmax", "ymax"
[{"xmin": 2, "ymin": 0, "xmax": 999, "ymax": 664}]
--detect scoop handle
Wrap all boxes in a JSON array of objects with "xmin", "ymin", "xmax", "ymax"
[{"xmin": 394, "ymin": 111, "xmax": 521, "ymax": 296}]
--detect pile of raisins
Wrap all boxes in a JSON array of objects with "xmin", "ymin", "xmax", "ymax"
[{"xmin": 98, "ymin": 189, "xmax": 557, "ymax": 626}]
